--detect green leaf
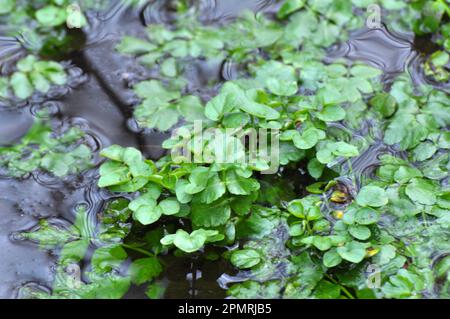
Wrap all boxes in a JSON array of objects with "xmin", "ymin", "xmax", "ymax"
[
  {"xmin": 17, "ymin": 55, "xmax": 36, "ymax": 73},
  {"xmin": 312, "ymin": 236, "xmax": 332, "ymax": 251},
  {"xmin": 429, "ymin": 50, "xmax": 449, "ymax": 67},
  {"xmin": 191, "ymin": 199, "xmax": 231, "ymax": 227},
  {"xmin": 145, "ymin": 282, "xmax": 166, "ymax": 299},
  {"xmin": 100, "ymin": 145, "xmax": 125, "ymax": 161},
  {"xmin": 293, "ymin": 128, "xmax": 325, "ymax": 149},
  {"xmin": 412, "ymin": 142, "xmax": 437, "ymax": 162},
  {"xmin": 332, "ymin": 142, "xmax": 359, "ymax": 157},
  {"xmin": 222, "ymin": 83, "xmax": 280, "ymax": 119},
  {"xmin": 134, "ymin": 205, "xmax": 162, "ymax": 225},
  {"xmin": 255, "ymin": 61, "xmax": 298, "ymax": 96},
  {"xmin": 30, "ymin": 71, "xmax": 51, "ymax": 93},
  {"xmin": 157, "ymin": 197, "xmax": 180, "ymax": 215},
  {"xmin": 314, "ymin": 280, "xmax": 341, "ymax": 299},
  {"xmin": 316, "ymin": 105, "xmax": 346, "ymax": 122},
  {"xmin": 356, "ymin": 186, "xmax": 388, "ymax": 207},
  {"xmin": 175, "ymin": 179, "xmax": 194, "ymax": 204},
  {"xmin": 66, "ymin": 4, "xmax": 87, "ymax": 28},
  {"xmin": 199, "ymin": 173, "xmax": 226, "ymax": 204},
  {"xmin": 185, "ymin": 167, "xmax": 210, "ymax": 194},
  {"xmin": 161, "ymin": 229, "xmax": 219, "ymax": 253},
  {"xmin": 384, "ymin": 114, "xmax": 428, "ymax": 150},
  {"xmin": 98, "ymin": 161, "xmax": 130, "ymax": 188},
  {"xmin": 307, "ymin": 158, "xmax": 325, "ymax": 179},
  {"xmin": 354, "ymin": 207, "xmax": 380, "ymax": 225},
  {"xmin": 225, "ymin": 170, "xmax": 260, "ymax": 195},
  {"xmin": 0, "ymin": 0, "xmax": 14, "ymax": 14},
  {"xmin": 91, "ymin": 245, "xmax": 128, "ymax": 274},
  {"xmin": 369, "ymin": 93, "xmax": 397, "ymax": 117},
  {"xmin": 393, "ymin": 166, "xmax": 422, "ymax": 184},
  {"xmin": 36, "ymin": 6, "xmax": 67, "ymax": 27},
  {"xmin": 277, "ymin": 0, "xmax": 305, "ymax": 19},
  {"xmin": 337, "ymin": 241, "xmax": 366, "ymax": 263},
  {"xmin": 230, "ymin": 249, "xmax": 261, "ymax": 269},
  {"xmin": 222, "ymin": 113, "xmax": 250, "ymax": 128},
  {"xmin": 98, "ymin": 146, "xmax": 151, "ymax": 191},
  {"xmin": 289, "ymin": 222, "xmax": 304, "ymax": 236},
  {"xmin": 10, "ymin": 72, "xmax": 33, "ymax": 99},
  {"xmin": 348, "ymin": 225, "xmax": 371, "ymax": 240},
  {"xmin": 287, "ymin": 199, "xmax": 305, "ymax": 218},
  {"xmin": 350, "ymin": 64, "xmax": 382, "ymax": 78},
  {"xmin": 117, "ymin": 36, "xmax": 156, "ymax": 55},
  {"xmin": 135, "ymin": 104, "xmax": 179, "ymax": 131},
  {"xmin": 178, "ymin": 95, "xmax": 205, "ymax": 122},
  {"xmin": 129, "ymin": 257, "xmax": 162, "ymax": 285},
  {"xmin": 205, "ymin": 93, "xmax": 236, "ymax": 121},
  {"xmin": 134, "ymin": 80, "xmax": 179, "ymax": 102},
  {"xmin": 323, "ymin": 249, "xmax": 342, "ymax": 267},
  {"xmin": 382, "ymin": 269, "xmax": 424, "ymax": 298},
  {"xmin": 437, "ymin": 192, "xmax": 450, "ymax": 209},
  {"xmin": 405, "ymin": 178, "xmax": 437, "ymax": 205},
  {"xmin": 60, "ymin": 239, "xmax": 90, "ymax": 263},
  {"xmin": 161, "ymin": 58, "xmax": 177, "ymax": 77}
]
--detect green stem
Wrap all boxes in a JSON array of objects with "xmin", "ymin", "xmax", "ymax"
[
  {"xmin": 325, "ymin": 274, "xmax": 356, "ymax": 299},
  {"xmin": 421, "ymin": 211, "xmax": 428, "ymax": 227},
  {"xmin": 122, "ymin": 244, "xmax": 154, "ymax": 258}
]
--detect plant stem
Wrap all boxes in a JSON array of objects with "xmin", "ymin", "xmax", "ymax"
[
  {"xmin": 325, "ymin": 274, "xmax": 356, "ymax": 299},
  {"xmin": 122, "ymin": 244, "xmax": 154, "ymax": 257}
]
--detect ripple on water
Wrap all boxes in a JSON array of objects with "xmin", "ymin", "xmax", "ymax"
[
  {"xmin": 327, "ymin": 25, "xmax": 415, "ymax": 82},
  {"xmin": 0, "ymin": 36, "xmax": 25, "ymax": 75}
]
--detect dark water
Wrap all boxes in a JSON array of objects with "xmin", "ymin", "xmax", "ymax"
[{"xmin": 0, "ymin": 0, "xmax": 438, "ymax": 299}]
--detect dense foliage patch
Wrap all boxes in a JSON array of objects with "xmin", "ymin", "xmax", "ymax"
[{"xmin": 2, "ymin": 0, "xmax": 449, "ymax": 299}]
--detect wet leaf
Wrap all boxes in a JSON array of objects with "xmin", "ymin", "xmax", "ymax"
[
  {"xmin": 129, "ymin": 257, "xmax": 162, "ymax": 285},
  {"xmin": 337, "ymin": 241, "xmax": 367, "ymax": 263},
  {"xmin": 356, "ymin": 186, "xmax": 388, "ymax": 207},
  {"xmin": 405, "ymin": 178, "xmax": 437, "ymax": 205},
  {"xmin": 231, "ymin": 249, "xmax": 261, "ymax": 269}
]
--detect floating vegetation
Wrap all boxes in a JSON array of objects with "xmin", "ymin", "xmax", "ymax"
[{"xmin": 0, "ymin": 0, "xmax": 449, "ymax": 300}]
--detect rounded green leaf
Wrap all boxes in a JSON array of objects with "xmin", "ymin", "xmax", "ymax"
[
  {"xmin": 255, "ymin": 61, "xmax": 298, "ymax": 96},
  {"xmin": 369, "ymin": 93, "xmax": 397, "ymax": 117},
  {"xmin": 129, "ymin": 257, "xmax": 162, "ymax": 285},
  {"xmin": 287, "ymin": 199, "xmax": 304, "ymax": 218},
  {"xmin": 356, "ymin": 186, "xmax": 388, "ymax": 207},
  {"xmin": 337, "ymin": 241, "xmax": 366, "ymax": 263},
  {"xmin": 354, "ymin": 207, "xmax": 380, "ymax": 225},
  {"xmin": 191, "ymin": 200, "xmax": 231, "ymax": 227},
  {"xmin": 36, "ymin": 6, "xmax": 67, "ymax": 27},
  {"xmin": 0, "ymin": 0, "xmax": 14, "ymax": 14},
  {"xmin": 293, "ymin": 128, "xmax": 322, "ymax": 149},
  {"xmin": 173, "ymin": 229, "xmax": 207, "ymax": 253},
  {"xmin": 159, "ymin": 197, "xmax": 180, "ymax": 215},
  {"xmin": 230, "ymin": 249, "xmax": 261, "ymax": 269},
  {"xmin": 10, "ymin": 72, "xmax": 33, "ymax": 99},
  {"xmin": 312, "ymin": 236, "xmax": 332, "ymax": 251},
  {"xmin": 134, "ymin": 205, "xmax": 162, "ymax": 225},
  {"xmin": 317, "ymin": 105, "xmax": 346, "ymax": 122},
  {"xmin": 348, "ymin": 225, "xmax": 371, "ymax": 240},
  {"xmin": 405, "ymin": 178, "xmax": 436, "ymax": 205},
  {"xmin": 116, "ymin": 36, "xmax": 156, "ymax": 55},
  {"xmin": 323, "ymin": 249, "xmax": 342, "ymax": 268}
]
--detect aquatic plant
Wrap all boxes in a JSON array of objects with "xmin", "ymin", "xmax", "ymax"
[{"xmin": 3, "ymin": 0, "xmax": 449, "ymax": 299}]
